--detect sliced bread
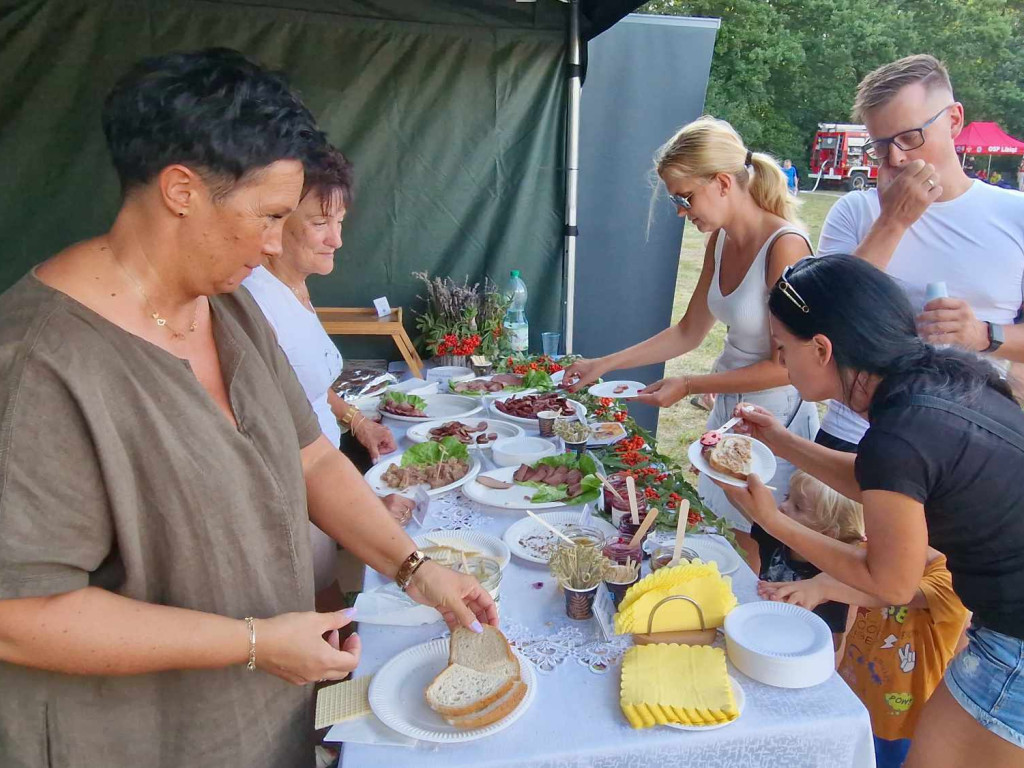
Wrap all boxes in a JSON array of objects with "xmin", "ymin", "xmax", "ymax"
[
  {"xmin": 705, "ymin": 435, "xmax": 752, "ymax": 481},
  {"xmin": 448, "ymin": 625, "xmax": 521, "ymax": 682},
  {"xmin": 425, "ymin": 664, "xmax": 515, "ymax": 717},
  {"xmin": 445, "ymin": 680, "xmax": 527, "ymax": 730}
]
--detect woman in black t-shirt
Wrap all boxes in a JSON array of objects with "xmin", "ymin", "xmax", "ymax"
[{"xmin": 717, "ymin": 255, "xmax": 1024, "ymax": 767}]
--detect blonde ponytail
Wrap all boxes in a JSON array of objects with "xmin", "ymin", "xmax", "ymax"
[{"xmin": 654, "ymin": 116, "xmax": 802, "ymax": 226}]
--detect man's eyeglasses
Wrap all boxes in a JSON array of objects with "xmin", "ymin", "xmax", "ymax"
[
  {"xmin": 862, "ymin": 103, "xmax": 956, "ymax": 162},
  {"xmin": 776, "ymin": 264, "xmax": 810, "ymax": 314}
]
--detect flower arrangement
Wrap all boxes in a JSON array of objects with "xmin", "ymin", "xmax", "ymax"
[{"xmin": 412, "ymin": 273, "xmax": 510, "ymax": 362}]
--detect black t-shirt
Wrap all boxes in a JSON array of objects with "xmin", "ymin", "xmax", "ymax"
[
  {"xmin": 751, "ymin": 524, "xmax": 850, "ymax": 633},
  {"xmin": 856, "ymin": 381, "xmax": 1024, "ymax": 639}
]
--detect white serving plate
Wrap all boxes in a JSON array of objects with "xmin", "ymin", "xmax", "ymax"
[
  {"xmin": 462, "ymin": 466, "xmax": 563, "ymax": 510},
  {"xmin": 724, "ymin": 602, "xmax": 835, "ymax": 689},
  {"xmin": 413, "ymin": 530, "xmax": 511, "ymax": 571},
  {"xmin": 379, "ymin": 393, "xmax": 483, "ymax": 423},
  {"xmin": 490, "ymin": 436, "xmax": 559, "ymax": 468},
  {"xmin": 369, "ymin": 638, "xmax": 536, "ymax": 744},
  {"xmin": 642, "ymin": 533, "xmax": 743, "ymax": 576},
  {"xmin": 665, "ymin": 676, "xmax": 746, "ymax": 731},
  {"xmin": 487, "ymin": 392, "xmax": 587, "ymax": 430},
  {"xmin": 502, "ymin": 511, "xmax": 617, "ymax": 564},
  {"xmin": 588, "ymin": 380, "xmax": 646, "ymax": 399},
  {"xmin": 363, "ymin": 453, "xmax": 481, "ymax": 499},
  {"xmin": 687, "ymin": 435, "xmax": 777, "ymax": 488},
  {"xmin": 449, "ymin": 375, "xmax": 537, "ymax": 399},
  {"xmin": 405, "ymin": 418, "xmax": 524, "ymax": 449},
  {"xmin": 463, "ymin": 466, "xmax": 580, "ymax": 511}
]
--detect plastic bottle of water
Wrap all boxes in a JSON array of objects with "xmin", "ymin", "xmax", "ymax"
[{"xmin": 503, "ymin": 270, "xmax": 529, "ymax": 353}]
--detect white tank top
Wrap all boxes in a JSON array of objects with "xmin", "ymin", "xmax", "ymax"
[{"xmin": 706, "ymin": 225, "xmax": 811, "ymax": 374}]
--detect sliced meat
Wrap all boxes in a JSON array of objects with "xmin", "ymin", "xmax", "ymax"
[
  {"xmin": 475, "ymin": 434, "xmax": 489, "ymax": 444},
  {"xmin": 547, "ymin": 466, "xmax": 570, "ymax": 486},
  {"xmin": 565, "ymin": 483, "xmax": 583, "ymax": 498},
  {"xmin": 566, "ymin": 469, "xmax": 583, "ymax": 485},
  {"xmin": 513, "ymin": 464, "xmax": 531, "ymax": 482},
  {"xmin": 490, "ymin": 373, "xmax": 524, "ymax": 387},
  {"xmin": 477, "ymin": 476, "xmax": 514, "ymax": 490},
  {"xmin": 486, "ymin": 433, "xmax": 498, "ymax": 441},
  {"xmin": 531, "ymin": 465, "xmax": 553, "ymax": 483}
]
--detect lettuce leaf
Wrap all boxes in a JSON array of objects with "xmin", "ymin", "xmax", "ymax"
[
  {"xmin": 401, "ymin": 436, "xmax": 469, "ymax": 467},
  {"xmin": 382, "ymin": 391, "xmax": 428, "ymax": 411},
  {"xmin": 519, "ymin": 369, "xmax": 555, "ymax": 391}
]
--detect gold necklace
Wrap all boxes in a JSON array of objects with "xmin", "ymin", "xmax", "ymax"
[{"xmin": 111, "ymin": 246, "xmax": 200, "ymax": 341}]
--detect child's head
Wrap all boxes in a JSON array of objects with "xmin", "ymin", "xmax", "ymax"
[{"xmin": 780, "ymin": 471, "xmax": 865, "ymax": 544}]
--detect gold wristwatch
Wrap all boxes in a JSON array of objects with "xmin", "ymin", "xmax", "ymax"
[{"xmin": 395, "ymin": 550, "xmax": 431, "ymax": 592}]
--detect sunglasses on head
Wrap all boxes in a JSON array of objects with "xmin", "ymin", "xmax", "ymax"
[{"xmin": 776, "ymin": 263, "xmax": 810, "ymax": 314}]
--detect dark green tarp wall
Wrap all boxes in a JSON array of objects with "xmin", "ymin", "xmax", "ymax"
[{"xmin": 0, "ymin": 0, "xmax": 570, "ymax": 358}]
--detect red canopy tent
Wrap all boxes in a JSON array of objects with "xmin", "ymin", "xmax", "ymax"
[{"xmin": 955, "ymin": 121, "xmax": 1024, "ymax": 175}]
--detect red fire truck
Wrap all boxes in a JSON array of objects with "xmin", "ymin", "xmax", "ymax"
[{"xmin": 809, "ymin": 123, "xmax": 878, "ymax": 191}]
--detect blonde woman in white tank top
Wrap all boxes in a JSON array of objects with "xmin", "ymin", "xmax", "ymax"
[{"xmin": 564, "ymin": 117, "xmax": 819, "ymax": 565}]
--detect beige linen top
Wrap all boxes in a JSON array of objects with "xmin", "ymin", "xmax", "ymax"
[{"xmin": 0, "ymin": 272, "xmax": 323, "ymax": 768}]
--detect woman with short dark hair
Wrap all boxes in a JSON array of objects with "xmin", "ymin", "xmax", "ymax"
[
  {"xmin": 722, "ymin": 254, "xmax": 1024, "ymax": 767},
  {"xmin": 0, "ymin": 48, "xmax": 494, "ymax": 768}
]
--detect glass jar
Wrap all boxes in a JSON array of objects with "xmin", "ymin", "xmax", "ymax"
[
  {"xmin": 617, "ymin": 508, "xmax": 654, "ymax": 554},
  {"xmin": 650, "ymin": 544, "xmax": 700, "ymax": 572},
  {"xmin": 604, "ymin": 472, "xmax": 648, "ymax": 527},
  {"xmin": 557, "ymin": 524, "xmax": 606, "ymax": 553},
  {"xmin": 601, "ymin": 535, "xmax": 643, "ymax": 567},
  {"xmin": 454, "ymin": 556, "xmax": 502, "ymax": 604}
]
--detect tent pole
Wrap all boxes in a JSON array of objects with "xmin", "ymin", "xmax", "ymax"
[
  {"xmin": 987, "ymin": 155, "xmax": 993, "ymax": 176},
  {"xmin": 563, "ymin": 0, "xmax": 581, "ymax": 355}
]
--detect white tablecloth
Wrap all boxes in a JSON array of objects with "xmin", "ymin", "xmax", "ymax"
[{"xmin": 334, "ymin": 418, "xmax": 876, "ymax": 768}]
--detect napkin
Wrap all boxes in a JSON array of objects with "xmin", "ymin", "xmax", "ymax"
[
  {"xmin": 323, "ymin": 711, "xmax": 419, "ymax": 748},
  {"xmin": 614, "ymin": 560, "xmax": 737, "ymax": 634},
  {"xmin": 353, "ymin": 582, "xmax": 443, "ymax": 626},
  {"xmin": 619, "ymin": 644, "xmax": 738, "ymax": 728}
]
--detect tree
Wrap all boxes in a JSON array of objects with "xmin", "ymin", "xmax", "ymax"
[{"xmin": 641, "ymin": 0, "xmax": 1024, "ymax": 176}]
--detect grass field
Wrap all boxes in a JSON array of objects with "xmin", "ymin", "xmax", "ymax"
[{"xmin": 654, "ymin": 191, "xmax": 841, "ymax": 466}]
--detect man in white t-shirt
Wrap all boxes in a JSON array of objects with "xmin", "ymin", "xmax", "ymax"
[{"xmin": 816, "ymin": 54, "xmax": 1024, "ymax": 450}]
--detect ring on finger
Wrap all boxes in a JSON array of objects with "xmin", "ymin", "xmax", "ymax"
[{"xmin": 926, "ymin": 178, "xmax": 935, "ymax": 188}]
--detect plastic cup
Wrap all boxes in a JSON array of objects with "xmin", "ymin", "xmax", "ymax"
[
  {"xmin": 541, "ymin": 332, "xmax": 561, "ymax": 357},
  {"xmin": 925, "ymin": 281, "xmax": 949, "ymax": 303}
]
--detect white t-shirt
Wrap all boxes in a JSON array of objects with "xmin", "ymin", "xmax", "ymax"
[
  {"xmin": 817, "ymin": 181, "xmax": 1024, "ymax": 444},
  {"xmin": 242, "ymin": 266, "xmax": 344, "ymax": 446}
]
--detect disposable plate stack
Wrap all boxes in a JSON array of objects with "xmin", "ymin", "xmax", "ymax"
[{"xmin": 723, "ymin": 602, "xmax": 835, "ymax": 688}]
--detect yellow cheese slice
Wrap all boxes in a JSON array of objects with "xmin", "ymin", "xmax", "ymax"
[{"xmin": 619, "ymin": 644, "xmax": 737, "ymax": 729}]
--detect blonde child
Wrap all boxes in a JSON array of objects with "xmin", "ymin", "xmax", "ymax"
[
  {"xmin": 760, "ymin": 489, "xmax": 969, "ymax": 768},
  {"xmin": 752, "ymin": 470, "xmax": 865, "ymax": 650}
]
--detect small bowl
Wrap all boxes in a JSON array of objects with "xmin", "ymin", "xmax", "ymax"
[
  {"xmin": 426, "ymin": 366, "xmax": 474, "ymax": 391},
  {"xmin": 490, "ymin": 436, "xmax": 559, "ymax": 468}
]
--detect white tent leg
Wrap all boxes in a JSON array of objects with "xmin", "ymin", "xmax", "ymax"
[{"xmin": 563, "ymin": 0, "xmax": 581, "ymax": 355}]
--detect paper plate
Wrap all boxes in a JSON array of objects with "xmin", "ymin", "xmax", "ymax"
[
  {"xmin": 405, "ymin": 418, "xmax": 524, "ymax": 449},
  {"xmin": 379, "ymin": 394, "xmax": 482, "ymax": 423},
  {"xmin": 487, "ymin": 393, "xmax": 587, "ymax": 430},
  {"xmin": 665, "ymin": 676, "xmax": 745, "ymax": 731},
  {"xmin": 368, "ymin": 638, "xmax": 536, "ymax": 743},
  {"xmin": 502, "ymin": 511, "xmax": 617, "ymax": 564},
  {"xmin": 413, "ymin": 530, "xmax": 511, "ymax": 570},
  {"xmin": 364, "ymin": 453, "xmax": 480, "ymax": 499},
  {"xmin": 588, "ymin": 380, "xmax": 646, "ymax": 399},
  {"xmin": 724, "ymin": 602, "xmax": 835, "ymax": 688},
  {"xmin": 642, "ymin": 533, "xmax": 743, "ymax": 576},
  {"xmin": 687, "ymin": 435, "xmax": 777, "ymax": 488}
]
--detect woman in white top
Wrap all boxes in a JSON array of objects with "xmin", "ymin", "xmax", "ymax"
[
  {"xmin": 244, "ymin": 145, "xmax": 408, "ymax": 594},
  {"xmin": 564, "ymin": 117, "xmax": 819, "ymax": 562}
]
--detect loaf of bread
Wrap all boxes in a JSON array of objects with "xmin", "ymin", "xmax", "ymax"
[{"xmin": 704, "ymin": 435, "xmax": 752, "ymax": 481}]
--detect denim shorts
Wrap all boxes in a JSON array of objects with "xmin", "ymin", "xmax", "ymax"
[{"xmin": 945, "ymin": 625, "xmax": 1024, "ymax": 748}]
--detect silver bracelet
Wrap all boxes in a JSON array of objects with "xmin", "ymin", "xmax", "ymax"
[{"xmin": 244, "ymin": 617, "xmax": 257, "ymax": 671}]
